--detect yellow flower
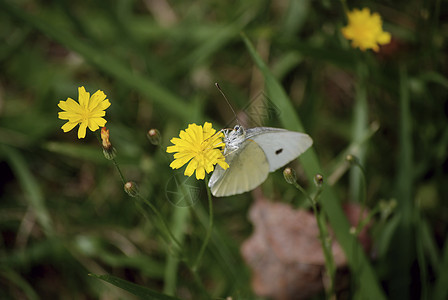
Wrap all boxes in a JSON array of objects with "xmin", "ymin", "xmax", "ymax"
[
  {"xmin": 167, "ymin": 122, "xmax": 229, "ymax": 180},
  {"xmin": 58, "ymin": 86, "xmax": 111, "ymax": 139},
  {"xmin": 341, "ymin": 8, "xmax": 391, "ymax": 52}
]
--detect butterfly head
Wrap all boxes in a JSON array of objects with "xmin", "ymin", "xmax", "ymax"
[{"xmin": 222, "ymin": 125, "xmax": 246, "ymax": 153}]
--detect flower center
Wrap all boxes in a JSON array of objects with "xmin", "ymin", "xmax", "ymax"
[{"xmin": 80, "ymin": 107, "xmax": 91, "ymax": 122}]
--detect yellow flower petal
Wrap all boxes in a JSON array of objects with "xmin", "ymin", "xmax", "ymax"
[
  {"xmin": 58, "ymin": 111, "xmax": 76, "ymax": 120},
  {"xmin": 173, "ymin": 151, "xmax": 195, "ymax": 160},
  {"xmin": 78, "ymin": 86, "xmax": 90, "ymax": 108},
  {"xmin": 88, "ymin": 117, "xmax": 107, "ymax": 130},
  {"xmin": 217, "ymin": 159, "xmax": 230, "ymax": 170},
  {"xmin": 205, "ymin": 161, "xmax": 214, "ymax": 173},
  {"xmin": 170, "ymin": 159, "xmax": 185, "ymax": 169},
  {"xmin": 78, "ymin": 122, "xmax": 88, "ymax": 139},
  {"xmin": 195, "ymin": 166, "xmax": 205, "ymax": 180},
  {"xmin": 377, "ymin": 31, "xmax": 391, "ymax": 45},
  {"xmin": 59, "ymin": 100, "xmax": 84, "ymax": 116},
  {"xmin": 61, "ymin": 121, "xmax": 78, "ymax": 132},
  {"xmin": 172, "ymin": 157, "xmax": 194, "ymax": 168},
  {"xmin": 167, "ymin": 145, "xmax": 180, "ymax": 153},
  {"xmin": 185, "ymin": 158, "xmax": 198, "ymax": 177},
  {"xmin": 58, "ymin": 98, "xmax": 79, "ymax": 111},
  {"xmin": 88, "ymin": 90, "xmax": 107, "ymax": 109},
  {"xmin": 87, "ymin": 120, "xmax": 100, "ymax": 132},
  {"xmin": 97, "ymin": 99, "xmax": 111, "ymax": 111}
]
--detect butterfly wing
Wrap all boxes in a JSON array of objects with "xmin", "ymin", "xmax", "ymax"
[
  {"xmin": 209, "ymin": 140, "xmax": 270, "ymax": 197},
  {"xmin": 246, "ymin": 127, "xmax": 313, "ymax": 172}
]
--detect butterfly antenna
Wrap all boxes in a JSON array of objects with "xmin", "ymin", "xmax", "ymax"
[{"xmin": 215, "ymin": 83, "xmax": 240, "ymax": 125}]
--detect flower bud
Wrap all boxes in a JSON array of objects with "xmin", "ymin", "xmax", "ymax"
[
  {"xmin": 102, "ymin": 147, "xmax": 117, "ymax": 160},
  {"xmin": 314, "ymin": 173, "xmax": 323, "ymax": 187},
  {"xmin": 147, "ymin": 128, "xmax": 161, "ymax": 145},
  {"xmin": 101, "ymin": 127, "xmax": 116, "ymax": 160},
  {"xmin": 101, "ymin": 127, "xmax": 111, "ymax": 148},
  {"xmin": 345, "ymin": 154, "xmax": 358, "ymax": 164},
  {"xmin": 124, "ymin": 181, "xmax": 139, "ymax": 197},
  {"xmin": 283, "ymin": 167, "xmax": 296, "ymax": 184}
]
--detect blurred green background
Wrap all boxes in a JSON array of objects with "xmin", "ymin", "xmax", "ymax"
[{"xmin": 1, "ymin": 0, "xmax": 447, "ymax": 299}]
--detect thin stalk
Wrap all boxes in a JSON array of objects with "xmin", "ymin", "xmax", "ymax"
[
  {"xmin": 340, "ymin": 0, "xmax": 349, "ymax": 14},
  {"xmin": 347, "ymin": 156, "xmax": 368, "ymax": 235},
  {"xmin": 354, "ymin": 206, "xmax": 380, "ymax": 236},
  {"xmin": 192, "ymin": 176, "xmax": 213, "ymax": 272},
  {"xmin": 111, "ymin": 157, "xmax": 126, "ymax": 185},
  {"xmin": 292, "ymin": 181, "xmax": 336, "ymax": 298},
  {"xmin": 189, "ymin": 265, "xmax": 211, "ymax": 298},
  {"xmin": 138, "ymin": 195, "xmax": 182, "ymax": 252}
]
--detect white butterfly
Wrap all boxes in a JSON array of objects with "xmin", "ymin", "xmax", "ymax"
[{"xmin": 209, "ymin": 125, "xmax": 313, "ymax": 197}]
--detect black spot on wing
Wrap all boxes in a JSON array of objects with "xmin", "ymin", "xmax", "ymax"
[{"xmin": 275, "ymin": 148, "xmax": 283, "ymax": 155}]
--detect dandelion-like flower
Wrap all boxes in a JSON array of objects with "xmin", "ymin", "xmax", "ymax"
[
  {"xmin": 167, "ymin": 122, "xmax": 229, "ymax": 180},
  {"xmin": 58, "ymin": 86, "xmax": 111, "ymax": 139},
  {"xmin": 341, "ymin": 8, "xmax": 391, "ymax": 52}
]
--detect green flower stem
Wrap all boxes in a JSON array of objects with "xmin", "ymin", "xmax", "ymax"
[
  {"xmin": 353, "ymin": 206, "xmax": 380, "ymax": 236},
  {"xmin": 189, "ymin": 266, "xmax": 210, "ymax": 298},
  {"xmin": 137, "ymin": 195, "xmax": 183, "ymax": 252},
  {"xmin": 348, "ymin": 158, "xmax": 368, "ymax": 233},
  {"xmin": 340, "ymin": 0, "xmax": 349, "ymax": 14},
  {"xmin": 192, "ymin": 176, "xmax": 213, "ymax": 272},
  {"xmin": 132, "ymin": 199, "xmax": 176, "ymax": 248},
  {"xmin": 94, "ymin": 131, "xmax": 129, "ymax": 185},
  {"xmin": 292, "ymin": 181, "xmax": 336, "ymax": 298},
  {"xmin": 111, "ymin": 157, "xmax": 126, "ymax": 185}
]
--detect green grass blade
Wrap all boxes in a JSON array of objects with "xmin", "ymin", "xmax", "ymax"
[
  {"xmin": 349, "ymin": 62, "xmax": 368, "ymax": 202},
  {"xmin": 0, "ymin": 269, "xmax": 39, "ymax": 300},
  {"xmin": 174, "ymin": 17, "xmax": 249, "ymax": 76},
  {"xmin": 388, "ymin": 66, "xmax": 414, "ymax": 299},
  {"xmin": 281, "ymin": 0, "xmax": 310, "ymax": 35},
  {"xmin": 433, "ymin": 236, "xmax": 448, "ymax": 300},
  {"xmin": 420, "ymin": 218, "xmax": 441, "ymax": 276},
  {"xmin": 241, "ymin": 33, "xmax": 386, "ymax": 300},
  {"xmin": 420, "ymin": 71, "xmax": 448, "ymax": 89},
  {"xmin": 415, "ymin": 211, "xmax": 429, "ymax": 300},
  {"xmin": 90, "ymin": 273, "xmax": 181, "ymax": 300},
  {"xmin": 44, "ymin": 142, "xmax": 104, "ymax": 163},
  {"xmin": 0, "ymin": 1, "xmax": 196, "ymax": 121},
  {"xmin": 2, "ymin": 145, "xmax": 53, "ymax": 236},
  {"xmin": 163, "ymin": 206, "xmax": 189, "ymax": 295}
]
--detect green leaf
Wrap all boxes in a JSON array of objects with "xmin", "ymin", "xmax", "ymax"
[{"xmin": 90, "ymin": 273, "xmax": 181, "ymax": 300}]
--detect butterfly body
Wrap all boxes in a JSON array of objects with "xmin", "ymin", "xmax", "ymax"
[{"xmin": 209, "ymin": 125, "xmax": 312, "ymax": 197}]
